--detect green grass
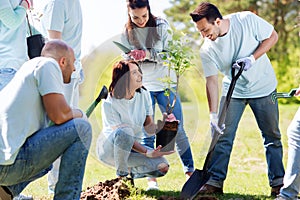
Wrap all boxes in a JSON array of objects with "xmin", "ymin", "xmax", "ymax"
[
  {"xmin": 22, "ymin": 101, "xmax": 298, "ymax": 199},
  {"xmin": 21, "ymin": 48, "xmax": 300, "ymax": 199}
]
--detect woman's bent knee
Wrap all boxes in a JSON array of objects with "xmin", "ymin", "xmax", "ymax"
[{"xmin": 158, "ymin": 163, "xmax": 169, "ymax": 174}]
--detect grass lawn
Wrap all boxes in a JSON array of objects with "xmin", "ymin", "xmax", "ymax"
[{"xmin": 21, "ymin": 100, "xmax": 298, "ymax": 199}]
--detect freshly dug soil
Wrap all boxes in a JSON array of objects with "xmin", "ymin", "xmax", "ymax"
[
  {"xmin": 80, "ymin": 178, "xmax": 218, "ymax": 200},
  {"xmin": 80, "ymin": 178, "xmax": 131, "ymax": 200}
]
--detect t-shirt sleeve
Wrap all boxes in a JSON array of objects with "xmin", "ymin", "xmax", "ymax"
[
  {"xmin": 34, "ymin": 60, "xmax": 64, "ymax": 96},
  {"xmin": 247, "ymin": 12, "xmax": 274, "ymax": 41},
  {"xmin": 200, "ymin": 47, "xmax": 219, "ymax": 77},
  {"xmin": 42, "ymin": 0, "xmax": 64, "ymax": 32}
]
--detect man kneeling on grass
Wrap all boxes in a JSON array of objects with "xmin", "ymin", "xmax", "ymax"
[{"xmin": 0, "ymin": 40, "xmax": 92, "ymax": 200}]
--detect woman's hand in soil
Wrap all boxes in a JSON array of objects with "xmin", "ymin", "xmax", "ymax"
[{"xmin": 145, "ymin": 145, "xmax": 175, "ymax": 158}]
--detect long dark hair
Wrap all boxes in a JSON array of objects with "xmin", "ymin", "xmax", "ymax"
[
  {"xmin": 125, "ymin": 0, "xmax": 160, "ymax": 49},
  {"xmin": 109, "ymin": 60, "xmax": 144, "ymax": 99}
]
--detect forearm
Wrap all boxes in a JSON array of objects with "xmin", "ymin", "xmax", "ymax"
[
  {"xmin": 143, "ymin": 115, "xmax": 156, "ymax": 135},
  {"xmin": 132, "ymin": 141, "xmax": 147, "ymax": 155},
  {"xmin": 206, "ymin": 75, "xmax": 219, "ymax": 113},
  {"xmin": 252, "ymin": 30, "xmax": 278, "ymax": 60},
  {"xmin": 48, "ymin": 30, "xmax": 62, "ymax": 40}
]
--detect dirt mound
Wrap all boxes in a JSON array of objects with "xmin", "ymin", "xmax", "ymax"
[
  {"xmin": 80, "ymin": 178, "xmax": 217, "ymax": 200},
  {"xmin": 80, "ymin": 178, "xmax": 131, "ymax": 200}
]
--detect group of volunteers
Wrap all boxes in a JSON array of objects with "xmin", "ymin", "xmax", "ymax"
[{"xmin": 0, "ymin": 0, "xmax": 299, "ymax": 200}]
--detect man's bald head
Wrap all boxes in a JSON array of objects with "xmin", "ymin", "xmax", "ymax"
[
  {"xmin": 41, "ymin": 39, "xmax": 70, "ymax": 61},
  {"xmin": 41, "ymin": 39, "xmax": 76, "ymax": 83}
]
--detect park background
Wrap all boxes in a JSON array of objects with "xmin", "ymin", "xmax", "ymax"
[{"xmin": 26, "ymin": 0, "xmax": 299, "ymax": 199}]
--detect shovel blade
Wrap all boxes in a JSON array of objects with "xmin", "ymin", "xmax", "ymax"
[{"xmin": 180, "ymin": 169, "xmax": 211, "ymax": 199}]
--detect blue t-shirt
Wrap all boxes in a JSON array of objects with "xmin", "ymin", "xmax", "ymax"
[
  {"xmin": 101, "ymin": 89, "xmax": 153, "ymax": 142},
  {"xmin": 200, "ymin": 11, "xmax": 277, "ymax": 98},
  {"xmin": 0, "ymin": 57, "xmax": 64, "ymax": 165}
]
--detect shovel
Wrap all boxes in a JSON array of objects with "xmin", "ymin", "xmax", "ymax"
[
  {"xmin": 85, "ymin": 85, "xmax": 108, "ymax": 117},
  {"xmin": 180, "ymin": 63, "xmax": 245, "ymax": 199}
]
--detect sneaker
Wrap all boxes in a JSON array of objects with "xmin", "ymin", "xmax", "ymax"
[
  {"xmin": 13, "ymin": 194, "xmax": 33, "ymax": 200},
  {"xmin": 146, "ymin": 181, "xmax": 159, "ymax": 191},
  {"xmin": 0, "ymin": 186, "xmax": 12, "ymax": 200},
  {"xmin": 271, "ymin": 184, "xmax": 283, "ymax": 197}
]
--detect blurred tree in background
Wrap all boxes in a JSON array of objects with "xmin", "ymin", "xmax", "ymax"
[{"xmin": 164, "ymin": 0, "xmax": 300, "ymax": 103}]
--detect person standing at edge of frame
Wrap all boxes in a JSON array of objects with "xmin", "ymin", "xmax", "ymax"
[
  {"xmin": 34, "ymin": 0, "xmax": 84, "ymax": 195},
  {"xmin": 189, "ymin": 2, "xmax": 284, "ymax": 197},
  {"xmin": 1, "ymin": 1, "xmax": 35, "ymax": 199},
  {"xmin": 120, "ymin": 0, "xmax": 194, "ymax": 191},
  {"xmin": 276, "ymin": 86, "xmax": 300, "ymax": 200},
  {"xmin": 0, "ymin": 0, "xmax": 32, "ymax": 91}
]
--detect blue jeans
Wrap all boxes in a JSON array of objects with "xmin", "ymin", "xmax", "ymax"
[
  {"xmin": 0, "ymin": 119, "xmax": 92, "ymax": 200},
  {"xmin": 207, "ymin": 90, "xmax": 285, "ymax": 188},
  {"xmin": 97, "ymin": 127, "xmax": 169, "ymax": 179},
  {"xmin": 142, "ymin": 89, "xmax": 194, "ymax": 173},
  {"xmin": 0, "ymin": 68, "xmax": 16, "ymax": 91},
  {"xmin": 279, "ymin": 107, "xmax": 300, "ymax": 200}
]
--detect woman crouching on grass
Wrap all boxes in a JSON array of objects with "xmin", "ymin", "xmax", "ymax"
[{"xmin": 97, "ymin": 60, "xmax": 174, "ymax": 180}]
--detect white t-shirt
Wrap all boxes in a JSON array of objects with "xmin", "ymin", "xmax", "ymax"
[
  {"xmin": 101, "ymin": 89, "xmax": 153, "ymax": 142},
  {"xmin": 0, "ymin": 57, "xmax": 64, "ymax": 165},
  {"xmin": 200, "ymin": 11, "xmax": 277, "ymax": 98}
]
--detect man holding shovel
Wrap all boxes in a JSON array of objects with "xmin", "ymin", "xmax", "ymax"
[{"xmin": 189, "ymin": 2, "xmax": 284, "ymax": 196}]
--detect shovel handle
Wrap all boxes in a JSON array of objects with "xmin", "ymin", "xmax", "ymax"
[
  {"xmin": 219, "ymin": 62, "xmax": 244, "ymax": 126},
  {"xmin": 204, "ymin": 62, "xmax": 245, "ymax": 171}
]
